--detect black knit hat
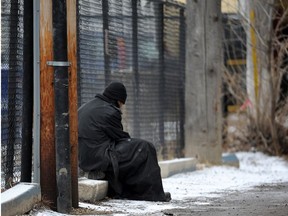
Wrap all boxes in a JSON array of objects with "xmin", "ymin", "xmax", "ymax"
[{"xmin": 103, "ymin": 82, "xmax": 127, "ymax": 104}]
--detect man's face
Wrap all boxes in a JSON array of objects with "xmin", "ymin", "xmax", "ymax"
[{"xmin": 118, "ymin": 101, "xmax": 124, "ymax": 109}]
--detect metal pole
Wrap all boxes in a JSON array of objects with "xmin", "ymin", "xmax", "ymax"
[
  {"xmin": 102, "ymin": 0, "xmax": 110, "ymax": 85},
  {"xmin": 158, "ymin": 2, "xmax": 165, "ymax": 158},
  {"xmin": 52, "ymin": 0, "xmax": 72, "ymax": 213},
  {"xmin": 132, "ymin": 0, "xmax": 140, "ymax": 138},
  {"xmin": 33, "ymin": 0, "xmax": 41, "ymax": 185},
  {"xmin": 21, "ymin": 0, "xmax": 34, "ymax": 183},
  {"xmin": 178, "ymin": 8, "xmax": 185, "ymax": 157}
]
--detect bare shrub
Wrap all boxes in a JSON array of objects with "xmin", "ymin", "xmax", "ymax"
[{"xmin": 222, "ymin": 1, "xmax": 288, "ymax": 156}]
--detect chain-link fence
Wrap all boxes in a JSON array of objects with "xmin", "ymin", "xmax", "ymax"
[
  {"xmin": 1, "ymin": 0, "xmax": 24, "ymax": 190},
  {"xmin": 2, "ymin": 0, "xmax": 250, "ymax": 192},
  {"xmin": 77, "ymin": 0, "xmax": 186, "ymax": 160},
  {"xmin": 1, "ymin": 0, "xmax": 186, "ymax": 191},
  {"xmin": 1, "ymin": 0, "xmax": 34, "ymax": 191}
]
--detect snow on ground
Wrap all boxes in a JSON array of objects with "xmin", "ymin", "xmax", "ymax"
[{"xmin": 32, "ymin": 152, "xmax": 288, "ymax": 215}]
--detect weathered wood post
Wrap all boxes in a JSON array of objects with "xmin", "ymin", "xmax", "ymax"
[
  {"xmin": 185, "ymin": 0, "xmax": 223, "ymax": 164},
  {"xmin": 40, "ymin": 0, "xmax": 78, "ymax": 210},
  {"xmin": 67, "ymin": 0, "xmax": 79, "ymax": 208},
  {"xmin": 40, "ymin": 0, "xmax": 57, "ymax": 208}
]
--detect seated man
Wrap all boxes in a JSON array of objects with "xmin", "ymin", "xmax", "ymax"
[{"xmin": 78, "ymin": 81, "xmax": 171, "ymax": 202}]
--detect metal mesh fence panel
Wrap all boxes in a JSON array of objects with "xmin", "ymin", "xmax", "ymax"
[
  {"xmin": 77, "ymin": 0, "xmax": 185, "ymax": 160},
  {"xmin": 1, "ymin": 0, "xmax": 24, "ymax": 190},
  {"xmin": 162, "ymin": 3, "xmax": 185, "ymax": 158},
  {"xmin": 77, "ymin": 0, "xmax": 106, "ymax": 105},
  {"xmin": 134, "ymin": 0, "xmax": 162, "ymax": 153}
]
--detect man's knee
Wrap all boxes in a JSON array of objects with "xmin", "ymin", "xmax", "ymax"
[{"xmin": 131, "ymin": 138, "xmax": 156, "ymax": 153}]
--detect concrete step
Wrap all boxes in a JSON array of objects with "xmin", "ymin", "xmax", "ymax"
[
  {"xmin": 78, "ymin": 157, "xmax": 198, "ymax": 202},
  {"xmin": 78, "ymin": 178, "xmax": 108, "ymax": 203}
]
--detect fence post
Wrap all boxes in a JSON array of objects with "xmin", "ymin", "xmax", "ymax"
[
  {"xmin": 178, "ymin": 7, "xmax": 185, "ymax": 156},
  {"xmin": 157, "ymin": 2, "xmax": 165, "ymax": 158},
  {"xmin": 52, "ymin": 0, "xmax": 72, "ymax": 213},
  {"xmin": 132, "ymin": 0, "xmax": 140, "ymax": 137},
  {"xmin": 21, "ymin": 0, "xmax": 34, "ymax": 183},
  {"xmin": 102, "ymin": 0, "xmax": 110, "ymax": 85},
  {"xmin": 185, "ymin": 0, "xmax": 222, "ymax": 164},
  {"xmin": 32, "ymin": 0, "xmax": 41, "ymax": 186}
]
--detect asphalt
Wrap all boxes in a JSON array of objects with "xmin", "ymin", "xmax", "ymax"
[{"xmin": 156, "ymin": 182, "xmax": 288, "ymax": 216}]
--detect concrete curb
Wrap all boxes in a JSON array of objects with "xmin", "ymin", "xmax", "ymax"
[
  {"xmin": 159, "ymin": 157, "xmax": 197, "ymax": 178},
  {"xmin": 1, "ymin": 183, "xmax": 41, "ymax": 216}
]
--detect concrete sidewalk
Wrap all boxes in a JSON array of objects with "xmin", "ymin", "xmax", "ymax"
[{"xmin": 1, "ymin": 154, "xmax": 239, "ymax": 216}]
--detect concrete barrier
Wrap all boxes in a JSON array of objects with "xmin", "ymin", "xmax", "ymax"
[{"xmin": 1, "ymin": 183, "xmax": 41, "ymax": 216}]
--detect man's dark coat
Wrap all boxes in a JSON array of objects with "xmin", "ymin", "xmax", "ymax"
[{"xmin": 78, "ymin": 94, "xmax": 166, "ymax": 201}]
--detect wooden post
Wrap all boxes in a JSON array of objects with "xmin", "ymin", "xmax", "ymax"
[
  {"xmin": 185, "ymin": 0, "xmax": 222, "ymax": 164},
  {"xmin": 40, "ymin": 0, "xmax": 57, "ymax": 208},
  {"xmin": 40, "ymin": 0, "xmax": 78, "ymax": 209},
  {"xmin": 67, "ymin": 0, "xmax": 79, "ymax": 208}
]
